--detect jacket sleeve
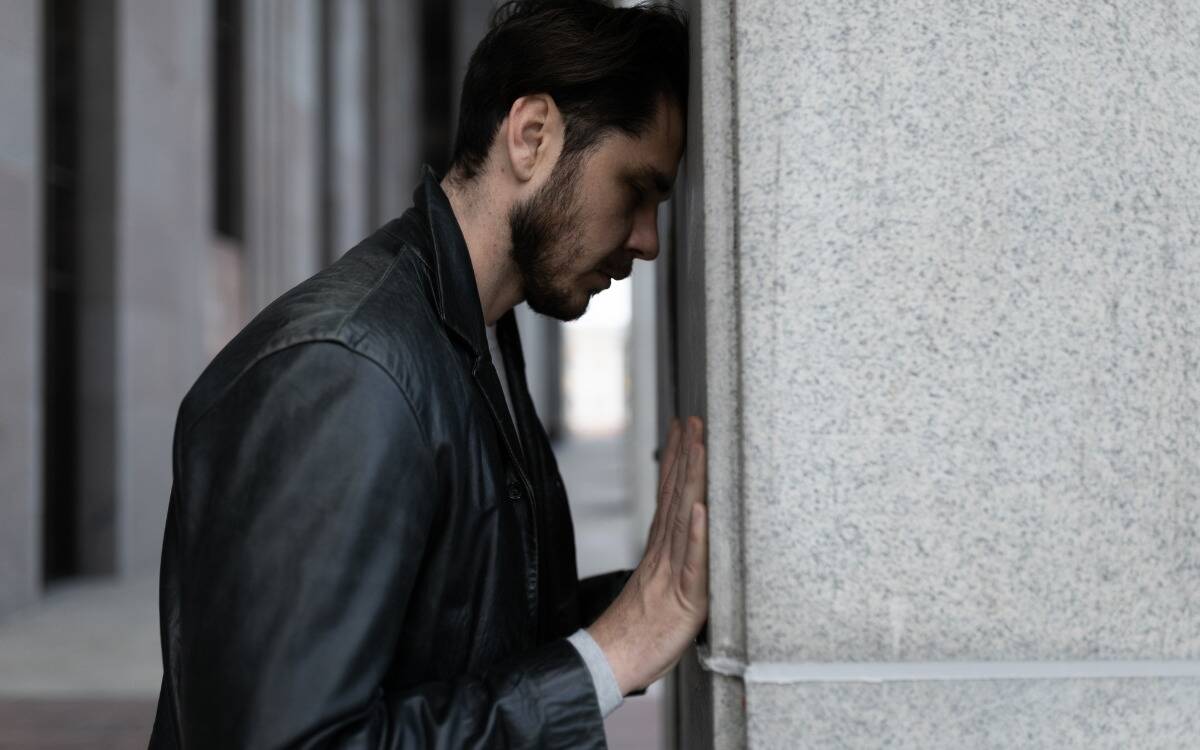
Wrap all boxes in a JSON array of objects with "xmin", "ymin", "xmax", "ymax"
[
  {"xmin": 163, "ymin": 342, "xmax": 606, "ymax": 749},
  {"xmin": 577, "ymin": 570, "xmax": 633, "ymax": 628}
]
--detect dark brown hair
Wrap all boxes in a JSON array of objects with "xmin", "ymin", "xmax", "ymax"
[{"xmin": 449, "ymin": 0, "xmax": 688, "ymax": 181}]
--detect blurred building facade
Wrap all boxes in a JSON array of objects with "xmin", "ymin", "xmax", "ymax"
[{"xmin": 0, "ymin": 0, "xmax": 574, "ymax": 621}]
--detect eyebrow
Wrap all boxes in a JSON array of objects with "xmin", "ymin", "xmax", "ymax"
[{"xmin": 630, "ymin": 164, "xmax": 674, "ymax": 199}]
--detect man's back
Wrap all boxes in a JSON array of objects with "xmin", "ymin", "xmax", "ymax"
[{"xmin": 150, "ymin": 175, "xmax": 614, "ymax": 748}]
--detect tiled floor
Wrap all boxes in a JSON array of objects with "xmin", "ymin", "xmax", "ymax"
[
  {"xmin": 0, "ymin": 435, "xmax": 663, "ymax": 749},
  {"xmin": 0, "ymin": 574, "xmax": 161, "ymax": 698},
  {"xmin": 0, "ymin": 699, "xmax": 156, "ymax": 750}
]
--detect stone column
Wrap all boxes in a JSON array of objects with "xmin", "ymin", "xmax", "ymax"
[
  {"xmin": 72, "ymin": 0, "xmax": 211, "ymax": 576},
  {"xmin": 368, "ymin": 0, "xmax": 422, "ymax": 225},
  {"xmin": 0, "ymin": 0, "xmax": 42, "ymax": 615},
  {"xmin": 113, "ymin": 0, "xmax": 211, "ymax": 574},
  {"xmin": 323, "ymin": 0, "xmax": 370, "ymax": 260},
  {"xmin": 677, "ymin": 0, "xmax": 1200, "ymax": 746},
  {"xmin": 244, "ymin": 0, "xmax": 322, "ymax": 311}
]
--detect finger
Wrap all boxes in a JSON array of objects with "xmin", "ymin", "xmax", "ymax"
[
  {"xmin": 667, "ymin": 419, "xmax": 698, "ymax": 514},
  {"xmin": 657, "ymin": 418, "xmax": 684, "ymax": 506},
  {"xmin": 669, "ymin": 441, "xmax": 705, "ymax": 572},
  {"xmin": 649, "ymin": 418, "xmax": 691, "ymax": 551},
  {"xmin": 651, "ymin": 424, "xmax": 693, "ymax": 553},
  {"xmin": 667, "ymin": 419, "xmax": 699, "ymax": 521},
  {"xmin": 645, "ymin": 419, "xmax": 681, "ymax": 547},
  {"xmin": 681, "ymin": 502, "xmax": 709, "ymax": 609}
]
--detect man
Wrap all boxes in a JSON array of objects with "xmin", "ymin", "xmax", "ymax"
[{"xmin": 150, "ymin": 1, "xmax": 705, "ymax": 747}]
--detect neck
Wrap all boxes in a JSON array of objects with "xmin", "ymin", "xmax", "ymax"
[{"xmin": 441, "ymin": 173, "xmax": 523, "ymax": 326}]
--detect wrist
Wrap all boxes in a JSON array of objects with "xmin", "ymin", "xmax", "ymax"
[
  {"xmin": 585, "ymin": 620, "xmax": 639, "ymax": 695},
  {"xmin": 566, "ymin": 629, "xmax": 625, "ymax": 716}
]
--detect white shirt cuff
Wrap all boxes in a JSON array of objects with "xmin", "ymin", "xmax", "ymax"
[{"xmin": 566, "ymin": 628, "xmax": 624, "ymax": 717}]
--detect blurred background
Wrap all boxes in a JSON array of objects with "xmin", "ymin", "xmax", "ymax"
[{"xmin": 0, "ymin": 1, "xmax": 671, "ymax": 747}]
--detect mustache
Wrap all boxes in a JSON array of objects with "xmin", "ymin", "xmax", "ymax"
[{"xmin": 597, "ymin": 261, "xmax": 634, "ymax": 281}]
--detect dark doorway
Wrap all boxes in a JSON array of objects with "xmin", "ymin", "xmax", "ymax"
[
  {"xmin": 42, "ymin": 0, "xmax": 81, "ymax": 583},
  {"xmin": 420, "ymin": 0, "xmax": 456, "ymax": 175},
  {"xmin": 213, "ymin": 0, "xmax": 244, "ymax": 242}
]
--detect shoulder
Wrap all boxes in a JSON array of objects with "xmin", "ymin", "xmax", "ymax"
[
  {"xmin": 179, "ymin": 229, "xmax": 453, "ymax": 437},
  {"xmin": 180, "ymin": 341, "xmax": 427, "ymax": 449}
]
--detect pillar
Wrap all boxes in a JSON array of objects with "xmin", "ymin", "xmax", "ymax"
[
  {"xmin": 677, "ymin": 0, "xmax": 1200, "ymax": 746},
  {"xmin": 368, "ymin": 0, "xmax": 423, "ymax": 225},
  {"xmin": 244, "ymin": 0, "xmax": 322, "ymax": 310},
  {"xmin": 113, "ymin": 0, "xmax": 210, "ymax": 574},
  {"xmin": 0, "ymin": 0, "xmax": 42, "ymax": 615},
  {"xmin": 323, "ymin": 0, "xmax": 371, "ymax": 260}
]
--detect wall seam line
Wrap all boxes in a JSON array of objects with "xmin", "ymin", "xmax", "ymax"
[{"xmin": 698, "ymin": 651, "xmax": 1200, "ymax": 683}]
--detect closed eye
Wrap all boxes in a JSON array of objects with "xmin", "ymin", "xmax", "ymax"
[{"xmin": 628, "ymin": 183, "xmax": 646, "ymax": 210}]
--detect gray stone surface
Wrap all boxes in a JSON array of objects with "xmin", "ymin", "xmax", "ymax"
[
  {"xmin": 245, "ymin": 0, "xmax": 323, "ymax": 310},
  {"xmin": 734, "ymin": 0, "xmax": 1200, "ymax": 664},
  {"xmin": 675, "ymin": 0, "xmax": 741, "ymax": 664},
  {"xmin": 115, "ymin": 0, "xmax": 211, "ymax": 574},
  {"xmin": 326, "ymin": 0, "xmax": 371, "ymax": 260},
  {"xmin": 70, "ymin": 0, "xmax": 211, "ymax": 577},
  {"xmin": 369, "ymin": 0, "xmax": 422, "ymax": 225},
  {"xmin": 671, "ymin": 0, "xmax": 746, "ymax": 746},
  {"xmin": 747, "ymin": 678, "xmax": 1200, "ymax": 750},
  {"xmin": 676, "ymin": 0, "xmax": 1200, "ymax": 746},
  {"xmin": 0, "ymin": 0, "xmax": 41, "ymax": 618}
]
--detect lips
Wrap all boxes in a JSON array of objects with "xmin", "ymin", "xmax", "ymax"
[{"xmin": 597, "ymin": 265, "xmax": 633, "ymax": 282}]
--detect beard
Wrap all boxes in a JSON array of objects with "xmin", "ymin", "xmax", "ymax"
[{"xmin": 507, "ymin": 151, "xmax": 595, "ymax": 322}]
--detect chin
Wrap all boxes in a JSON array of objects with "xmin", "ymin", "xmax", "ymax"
[
  {"xmin": 557, "ymin": 296, "xmax": 592, "ymax": 322},
  {"xmin": 526, "ymin": 289, "xmax": 591, "ymax": 322}
]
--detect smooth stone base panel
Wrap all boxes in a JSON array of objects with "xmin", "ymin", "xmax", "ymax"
[{"xmin": 748, "ymin": 678, "xmax": 1200, "ymax": 750}]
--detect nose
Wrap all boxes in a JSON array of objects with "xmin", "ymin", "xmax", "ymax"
[{"xmin": 626, "ymin": 203, "xmax": 660, "ymax": 262}]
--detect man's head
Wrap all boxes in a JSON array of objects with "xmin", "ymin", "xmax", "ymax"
[{"xmin": 447, "ymin": 0, "xmax": 688, "ymax": 321}]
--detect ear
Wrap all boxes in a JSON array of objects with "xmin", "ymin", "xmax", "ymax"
[{"xmin": 502, "ymin": 94, "xmax": 561, "ymax": 184}]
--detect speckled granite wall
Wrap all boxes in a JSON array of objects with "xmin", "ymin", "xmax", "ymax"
[{"xmin": 675, "ymin": 0, "xmax": 1200, "ymax": 746}]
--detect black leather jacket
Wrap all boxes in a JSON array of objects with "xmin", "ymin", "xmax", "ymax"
[{"xmin": 149, "ymin": 169, "xmax": 629, "ymax": 748}]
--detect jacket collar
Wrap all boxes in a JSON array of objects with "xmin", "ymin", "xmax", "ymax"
[
  {"xmin": 404, "ymin": 165, "xmax": 489, "ymax": 357},
  {"xmin": 391, "ymin": 167, "xmax": 533, "ymax": 472}
]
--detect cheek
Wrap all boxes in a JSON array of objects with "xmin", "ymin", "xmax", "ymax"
[
  {"xmin": 591, "ymin": 189, "xmax": 633, "ymax": 227},
  {"xmin": 603, "ymin": 201, "xmax": 636, "ymax": 244},
  {"xmin": 580, "ymin": 223, "xmax": 627, "ymax": 263},
  {"xmin": 576, "ymin": 203, "xmax": 630, "ymax": 254}
]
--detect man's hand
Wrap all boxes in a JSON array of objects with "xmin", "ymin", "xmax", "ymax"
[{"xmin": 587, "ymin": 416, "xmax": 708, "ymax": 695}]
